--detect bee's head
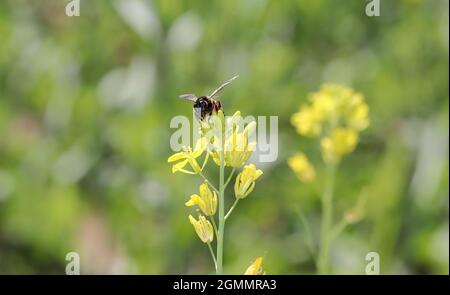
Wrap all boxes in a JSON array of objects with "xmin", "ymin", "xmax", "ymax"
[{"xmin": 193, "ymin": 96, "xmax": 210, "ymax": 108}]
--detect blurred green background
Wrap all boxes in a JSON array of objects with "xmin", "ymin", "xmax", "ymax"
[{"xmin": 0, "ymin": 0, "xmax": 448, "ymax": 274}]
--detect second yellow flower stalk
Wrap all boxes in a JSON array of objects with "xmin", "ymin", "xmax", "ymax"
[{"xmin": 289, "ymin": 84, "xmax": 370, "ymax": 274}]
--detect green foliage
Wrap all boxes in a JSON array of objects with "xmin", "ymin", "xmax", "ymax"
[{"xmin": 0, "ymin": 0, "xmax": 448, "ymax": 274}]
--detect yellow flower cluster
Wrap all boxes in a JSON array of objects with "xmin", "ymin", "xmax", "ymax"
[
  {"xmin": 210, "ymin": 112, "xmax": 257, "ymax": 168},
  {"xmin": 168, "ymin": 110, "xmax": 264, "ymax": 263},
  {"xmin": 290, "ymin": 84, "xmax": 369, "ymax": 165},
  {"xmin": 289, "ymin": 84, "xmax": 369, "ymax": 274}
]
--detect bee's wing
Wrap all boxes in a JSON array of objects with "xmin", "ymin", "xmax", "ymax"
[
  {"xmin": 179, "ymin": 94, "xmax": 198, "ymax": 102},
  {"xmin": 207, "ymin": 75, "xmax": 239, "ymax": 98}
]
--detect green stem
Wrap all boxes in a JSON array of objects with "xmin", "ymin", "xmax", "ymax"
[
  {"xmin": 211, "ymin": 217, "xmax": 219, "ymax": 238},
  {"xmin": 224, "ymin": 199, "xmax": 239, "ymax": 221},
  {"xmin": 296, "ymin": 206, "xmax": 316, "ymax": 261},
  {"xmin": 317, "ymin": 163, "xmax": 336, "ymax": 274},
  {"xmin": 207, "ymin": 242, "xmax": 217, "ymax": 272},
  {"xmin": 216, "ymin": 145, "xmax": 225, "ymax": 274},
  {"xmin": 199, "ymin": 172, "xmax": 219, "ymax": 193},
  {"xmin": 224, "ymin": 168, "xmax": 236, "ymax": 188}
]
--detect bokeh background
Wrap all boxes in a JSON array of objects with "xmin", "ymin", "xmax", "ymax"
[{"xmin": 0, "ymin": 0, "xmax": 448, "ymax": 274}]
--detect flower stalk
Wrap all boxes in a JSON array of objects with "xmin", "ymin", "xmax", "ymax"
[
  {"xmin": 317, "ymin": 162, "xmax": 336, "ymax": 274},
  {"xmin": 224, "ymin": 199, "xmax": 239, "ymax": 221},
  {"xmin": 207, "ymin": 242, "xmax": 217, "ymax": 272},
  {"xmin": 289, "ymin": 84, "xmax": 370, "ymax": 274},
  {"xmin": 169, "ymin": 109, "xmax": 263, "ymax": 274},
  {"xmin": 216, "ymin": 143, "xmax": 225, "ymax": 274}
]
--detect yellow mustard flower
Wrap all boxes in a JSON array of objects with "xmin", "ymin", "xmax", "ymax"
[
  {"xmin": 288, "ymin": 152, "xmax": 315, "ymax": 182},
  {"xmin": 344, "ymin": 93, "xmax": 369, "ymax": 131},
  {"xmin": 168, "ymin": 137, "xmax": 208, "ymax": 174},
  {"xmin": 210, "ymin": 121, "xmax": 257, "ymax": 168},
  {"xmin": 291, "ymin": 84, "xmax": 369, "ymax": 139},
  {"xmin": 310, "ymin": 91, "xmax": 338, "ymax": 122},
  {"xmin": 188, "ymin": 215, "xmax": 214, "ymax": 243},
  {"xmin": 244, "ymin": 257, "xmax": 265, "ymax": 275},
  {"xmin": 234, "ymin": 164, "xmax": 263, "ymax": 199},
  {"xmin": 185, "ymin": 182, "xmax": 217, "ymax": 216},
  {"xmin": 290, "ymin": 104, "xmax": 322, "ymax": 137},
  {"xmin": 321, "ymin": 127, "xmax": 358, "ymax": 164}
]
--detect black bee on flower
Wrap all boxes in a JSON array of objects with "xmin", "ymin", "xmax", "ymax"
[{"xmin": 179, "ymin": 75, "xmax": 239, "ymax": 121}]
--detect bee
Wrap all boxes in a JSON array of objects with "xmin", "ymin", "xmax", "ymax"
[{"xmin": 179, "ymin": 75, "xmax": 239, "ymax": 121}]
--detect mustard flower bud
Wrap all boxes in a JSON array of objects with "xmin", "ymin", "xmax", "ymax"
[
  {"xmin": 234, "ymin": 164, "xmax": 263, "ymax": 199},
  {"xmin": 288, "ymin": 152, "xmax": 315, "ymax": 182},
  {"xmin": 244, "ymin": 257, "xmax": 265, "ymax": 275},
  {"xmin": 185, "ymin": 182, "xmax": 218, "ymax": 216},
  {"xmin": 188, "ymin": 215, "xmax": 214, "ymax": 243}
]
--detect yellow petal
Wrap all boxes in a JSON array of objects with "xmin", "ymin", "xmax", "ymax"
[
  {"xmin": 185, "ymin": 194, "xmax": 202, "ymax": 207},
  {"xmin": 244, "ymin": 257, "xmax": 264, "ymax": 275},
  {"xmin": 244, "ymin": 121, "xmax": 257, "ymax": 136},
  {"xmin": 234, "ymin": 173, "xmax": 241, "ymax": 197},
  {"xmin": 187, "ymin": 157, "xmax": 202, "ymax": 173},
  {"xmin": 168, "ymin": 152, "xmax": 187, "ymax": 162},
  {"xmin": 231, "ymin": 111, "xmax": 241, "ymax": 118},
  {"xmin": 192, "ymin": 137, "xmax": 207, "ymax": 157},
  {"xmin": 254, "ymin": 169, "xmax": 263, "ymax": 180},
  {"xmin": 172, "ymin": 159, "xmax": 189, "ymax": 173},
  {"xmin": 199, "ymin": 182, "xmax": 210, "ymax": 198}
]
